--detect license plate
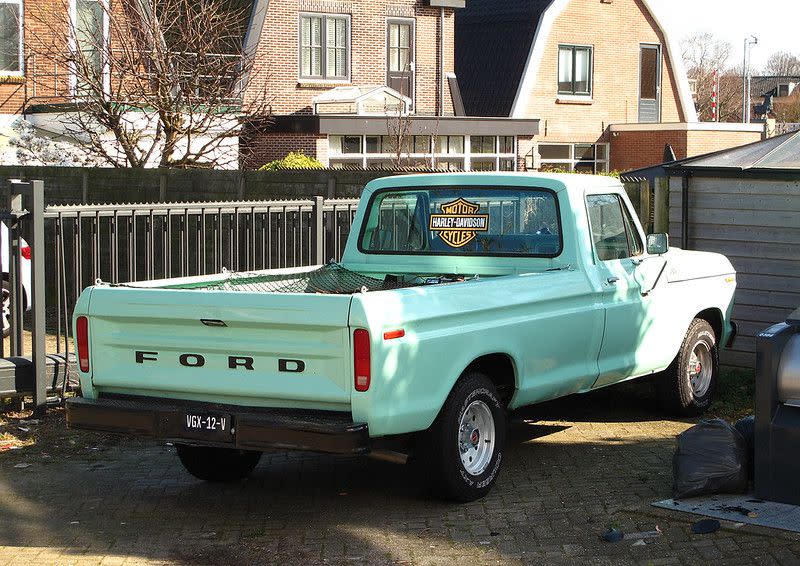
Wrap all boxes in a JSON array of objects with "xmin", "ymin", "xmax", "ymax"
[{"xmin": 182, "ymin": 413, "xmax": 232, "ymax": 441}]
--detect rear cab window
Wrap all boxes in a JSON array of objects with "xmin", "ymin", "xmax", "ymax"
[
  {"xmin": 585, "ymin": 194, "xmax": 643, "ymax": 261},
  {"xmin": 358, "ymin": 186, "xmax": 562, "ymax": 257}
]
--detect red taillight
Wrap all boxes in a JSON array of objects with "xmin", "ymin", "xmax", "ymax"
[
  {"xmin": 76, "ymin": 316, "xmax": 90, "ymax": 373},
  {"xmin": 353, "ymin": 329, "xmax": 371, "ymax": 392},
  {"xmin": 20, "ymin": 246, "xmax": 31, "ymax": 260}
]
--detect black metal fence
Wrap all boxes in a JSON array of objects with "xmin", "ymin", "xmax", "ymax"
[
  {"xmin": 2, "ymin": 184, "xmax": 360, "ymax": 410},
  {"xmin": 45, "ymin": 197, "xmax": 359, "ymax": 303}
]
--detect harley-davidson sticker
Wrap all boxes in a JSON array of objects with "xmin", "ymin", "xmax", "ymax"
[{"xmin": 429, "ymin": 198, "xmax": 489, "ymax": 248}]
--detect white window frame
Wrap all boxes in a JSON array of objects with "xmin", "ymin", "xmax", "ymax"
[
  {"xmin": 69, "ymin": 0, "xmax": 111, "ymax": 96},
  {"xmin": 328, "ymin": 134, "xmax": 517, "ymax": 172},
  {"xmin": 298, "ymin": 13, "xmax": 351, "ymax": 83},
  {"xmin": 0, "ymin": 0, "xmax": 24, "ymax": 76},
  {"xmin": 537, "ymin": 142, "xmax": 610, "ymax": 173},
  {"xmin": 557, "ymin": 44, "xmax": 593, "ymax": 97}
]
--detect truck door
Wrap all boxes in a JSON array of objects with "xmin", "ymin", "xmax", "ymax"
[{"xmin": 585, "ymin": 193, "xmax": 650, "ymax": 386}]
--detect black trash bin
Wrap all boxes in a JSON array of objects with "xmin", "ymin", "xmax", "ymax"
[{"xmin": 755, "ymin": 306, "xmax": 800, "ymax": 505}]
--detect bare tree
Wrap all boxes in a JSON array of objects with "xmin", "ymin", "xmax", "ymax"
[
  {"xmin": 765, "ymin": 51, "xmax": 800, "ymax": 76},
  {"xmin": 26, "ymin": 0, "xmax": 271, "ymax": 168},
  {"xmin": 775, "ymin": 94, "xmax": 800, "ymax": 123},
  {"xmin": 681, "ymin": 32, "xmax": 742, "ymax": 122}
]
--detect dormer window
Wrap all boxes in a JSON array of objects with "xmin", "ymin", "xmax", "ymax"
[{"xmin": 558, "ymin": 45, "xmax": 592, "ymax": 96}]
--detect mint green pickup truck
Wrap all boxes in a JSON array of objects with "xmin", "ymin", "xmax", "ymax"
[{"xmin": 66, "ymin": 173, "xmax": 737, "ymax": 501}]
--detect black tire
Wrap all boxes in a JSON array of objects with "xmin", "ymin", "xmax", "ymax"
[
  {"xmin": 1, "ymin": 280, "xmax": 10, "ymax": 338},
  {"xmin": 176, "ymin": 444, "xmax": 262, "ymax": 482},
  {"xmin": 658, "ymin": 318, "xmax": 719, "ymax": 416},
  {"xmin": 421, "ymin": 372, "xmax": 506, "ymax": 502}
]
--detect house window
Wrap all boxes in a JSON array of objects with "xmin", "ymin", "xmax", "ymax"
[
  {"xmin": 537, "ymin": 143, "xmax": 609, "ymax": 173},
  {"xmin": 300, "ymin": 14, "xmax": 349, "ymax": 80},
  {"xmin": 72, "ymin": 0, "xmax": 108, "ymax": 94},
  {"xmin": 435, "ymin": 135, "xmax": 464, "ymax": 154},
  {"xmin": 0, "ymin": 0, "xmax": 22, "ymax": 74},
  {"xmin": 558, "ymin": 45, "xmax": 592, "ymax": 96},
  {"xmin": 471, "ymin": 136, "xmax": 496, "ymax": 154},
  {"xmin": 388, "ymin": 22, "xmax": 411, "ymax": 73},
  {"xmin": 329, "ymin": 135, "xmax": 515, "ymax": 172}
]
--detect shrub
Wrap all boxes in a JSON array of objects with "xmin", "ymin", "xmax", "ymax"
[{"xmin": 259, "ymin": 151, "xmax": 324, "ymax": 171}]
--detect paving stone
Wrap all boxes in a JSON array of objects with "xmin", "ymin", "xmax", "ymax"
[{"xmin": 2, "ymin": 397, "xmax": 800, "ymax": 565}]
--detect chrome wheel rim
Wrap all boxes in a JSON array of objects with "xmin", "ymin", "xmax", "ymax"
[
  {"xmin": 1, "ymin": 288, "xmax": 9, "ymax": 334},
  {"xmin": 688, "ymin": 341, "xmax": 712, "ymax": 397},
  {"xmin": 458, "ymin": 400, "xmax": 495, "ymax": 476}
]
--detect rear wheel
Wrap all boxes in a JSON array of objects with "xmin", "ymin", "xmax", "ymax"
[
  {"xmin": 421, "ymin": 372, "xmax": 506, "ymax": 502},
  {"xmin": 658, "ymin": 318, "xmax": 719, "ymax": 416},
  {"xmin": 176, "ymin": 444, "xmax": 262, "ymax": 482}
]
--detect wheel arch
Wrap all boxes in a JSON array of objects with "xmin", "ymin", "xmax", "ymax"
[
  {"xmin": 695, "ymin": 307, "xmax": 723, "ymax": 343},
  {"xmin": 462, "ymin": 352, "xmax": 517, "ymax": 407}
]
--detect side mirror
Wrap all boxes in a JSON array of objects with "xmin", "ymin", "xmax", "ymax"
[{"xmin": 647, "ymin": 233, "xmax": 669, "ymax": 255}]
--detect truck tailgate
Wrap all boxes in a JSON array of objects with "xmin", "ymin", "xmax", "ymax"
[{"xmin": 86, "ymin": 286, "xmax": 354, "ymax": 409}]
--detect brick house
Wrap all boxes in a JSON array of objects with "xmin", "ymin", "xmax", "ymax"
[
  {"xmin": 455, "ymin": 0, "xmax": 763, "ymax": 172},
  {"xmin": 240, "ymin": 0, "xmax": 539, "ymax": 170},
  {"xmin": 0, "ymin": 0, "xmax": 245, "ymax": 167}
]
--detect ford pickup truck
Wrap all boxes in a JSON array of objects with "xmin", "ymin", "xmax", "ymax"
[{"xmin": 66, "ymin": 173, "xmax": 737, "ymax": 501}]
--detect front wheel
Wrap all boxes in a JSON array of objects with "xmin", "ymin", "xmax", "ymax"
[
  {"xmin": 658, "ymin": 318, "xmax": 719, "ymax": 416},
  {"xmin": 176, "ymin": 444, "xmax": 262, "ymax": 482},
  {"xmin": 421, "ymin": 372, "xmax": 506, "ymax": 502}
]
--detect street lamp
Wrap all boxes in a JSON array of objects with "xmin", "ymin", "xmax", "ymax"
[{"xmin": 742, "ymin": 35, "xmax": 758, "ymax": 123}]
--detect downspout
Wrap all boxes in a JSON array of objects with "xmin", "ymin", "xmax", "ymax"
[
  {"xmin": 681, "ymin": 173, "xmax": 691, "ymax": 249},
  {"xmin": 439, "ymin": 7, "xmax": 444, "ymax": 116}
]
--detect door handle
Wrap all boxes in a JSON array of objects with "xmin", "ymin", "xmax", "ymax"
[{"xmin": 607, "ymin": 277, "xmax": 619, "ymax": 284}]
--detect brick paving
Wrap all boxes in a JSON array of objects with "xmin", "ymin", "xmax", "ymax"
[{"xmin": 1, "ymin": 386, "xmax": 798, "ymax": 565}]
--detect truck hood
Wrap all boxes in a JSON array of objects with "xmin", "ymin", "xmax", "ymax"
[{"xmin": 664, "ymin": 248, "xmax": 735, "ymax": 282}]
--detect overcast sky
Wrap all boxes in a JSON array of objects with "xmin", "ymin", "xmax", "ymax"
[{"xmin": 648, "ymin": 0, "xmax": 800, "ymax": 72}]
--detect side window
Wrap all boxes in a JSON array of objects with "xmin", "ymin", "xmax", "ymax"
[{"xmin": 586, "ymin": 194, "xmax": 642, "ymax": 260}]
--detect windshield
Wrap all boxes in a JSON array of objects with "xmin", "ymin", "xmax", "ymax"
[{"xmin": 358, "ymin": 186, "xmax": 562, "ymax": 257}]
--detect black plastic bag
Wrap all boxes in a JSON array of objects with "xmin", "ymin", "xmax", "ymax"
[
  {"xmin": 734, "ymin": 415, "xmax": 755, "ymax": 481},
  {"xmin": 672, "ymin": 418, "xmax": 749, "ymax": 499}
]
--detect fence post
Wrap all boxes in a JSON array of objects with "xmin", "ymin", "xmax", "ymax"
[
  {"xmin": 654, "ymin": 176, "xmax": 670, "ymax": 234},
  {"xmin": 29, "ymin": 180, "xmax": 46, "ymax": 413},
  {"xmin": 640, "ymin": 180, "xmax": 652, "ymax": 235},
  {"xmin": 314, "ymin": 196, "xmax": 324, "ymax": 265},
  {"xmin": 9, "ymin": 180, "xmax": 47, "ymax": 413}
]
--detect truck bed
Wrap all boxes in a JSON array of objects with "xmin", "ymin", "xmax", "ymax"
[{"xmin": 159, "ymin": 263, "xmax": 470, "ymax": 295}]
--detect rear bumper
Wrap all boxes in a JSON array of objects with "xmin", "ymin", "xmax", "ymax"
[{"xmin": 65, "ymin": 396, "xmax": 370, "ymax": 455}]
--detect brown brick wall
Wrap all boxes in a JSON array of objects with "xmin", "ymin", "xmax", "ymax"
[
  {"xmin": 610, "ymin": 128, "xmax": 763, "ymax": 172},
  {"xmin": 245, "ymin": 0, "xmax": 455, "ymax": 117},
  {"xmin": 241, "ymin": 131, "xmax": 328, "ymax": 169},
  {"xmin": 522, "ymin": 0, "xmax": 685, "ymax": 147},
  {"xmin": 0, "ymin": 0, "xmax": 57, "ymax": 114},
  {"xmin": 1, "ymin": 0, "xmax": 137, "ymax": 115}
]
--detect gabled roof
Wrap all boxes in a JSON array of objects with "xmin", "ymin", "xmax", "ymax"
[
  {"xmin": 668, "ymin": 130, "xmax": 800, "ymax": 172},
  {"xmin": 455, "ymin": 0, "xmax": 555, "ymax": 117},
  {"xmin": 621, "ymin": 130, "xmax": 800, "ymax": 182},
  {"xmin": 750, "ymin": 75, "xmax": 800, "ymax": 99},
  {"xmin": 454, "ymin": 0, "xmax": 696, "ymax": 122}
]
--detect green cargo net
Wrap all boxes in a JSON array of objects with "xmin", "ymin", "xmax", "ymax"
[{"xmin": 175, "ymin": 263, "xmax": 427, "ymax": 294}]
